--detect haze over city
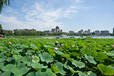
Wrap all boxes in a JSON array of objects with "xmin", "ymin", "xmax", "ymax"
[{"xmin": 0, "ymin": 0, "xmax": 114, "ymax": 33}]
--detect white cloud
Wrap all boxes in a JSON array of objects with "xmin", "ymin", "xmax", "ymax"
[
  {"xmin": 0, "ymin": 0, "xmax": 87, "ymax": 31},
  {"xmin": 22, "ymin": 2, "xmax": 80, "ymax": 30},
  {"xmin": 0, "ymin": 14, "xmax": 22, "ymax": 25},
  {"xmin": 70, "ymin": 0, "xmax": 83, "ymax": 3}
]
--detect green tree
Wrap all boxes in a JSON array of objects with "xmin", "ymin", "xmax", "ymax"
[
  {"xmin": 0, "ymin": 0, "xmax": 11, "ymax": 12},
  {"xmin": 14, "ymin": 30, "xmax": 21, "ymax": 36},
  {"xmin": 0, "ymin": 24, "xmax": 3, "ymax": 34},
  {"xmin": 3, "ymin": 30, "xmax": 13, "ymax": 36}
]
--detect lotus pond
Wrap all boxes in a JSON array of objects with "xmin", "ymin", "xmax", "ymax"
[{"xmin": 0, "ymin": 38, "xmax": 114, "ymax": 76}]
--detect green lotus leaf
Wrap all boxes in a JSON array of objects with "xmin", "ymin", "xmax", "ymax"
[
  {"xmin": 68, "ymin": 66, "xmax": 76, "ymax": 73},
  {"xmin": 31, "ymin": 63, "xmax": 47, "ymax": 70},
  {"xmin": 11, "ymin": 50, "xmax": 18, "ymax": 55},
  {"xmin": 78, "ymin": 71, "xmax": 88, "ymax": 76},
  {"xmin": 0, "ymin": 57, "xmax": 6, "ymax": 62},
  {"xmin": 1, "ymin": 71, "xmax": 11, "ymax": 76},
  {"xmin": 1, "ymin": 64, "xmax": 16, "ymax": 72},
  {"xmin": 30, "ymin": 44, "xmax": 38, "ymax": 50},
  {"xmin": 71, "ymin": 59, "xmax": 85, "ymax": 68},
  {"xmin": 51, "ymin": 64, "xmax": 59, "ymax": 74},
  {"xmin": 15, "ymin": 49, "xmax": 23, "ymax": 53},
  {"xmin": 36, "ymin": 70, "xmax": 48, "ymax": 76},
  {"xmin": 26, "ymin": 72, "xmax": 35, "ymax": 76},
  {"xmin": 32, "ymin": 56, "xmax": 40, "ymax": 63},
  {"xmin": 64, "ymin": 61, "xmax": 77, "ymax": 73},
  {"xmin": 46, "ymin": 68, "xmax": 56, "ymax": 76},
  {"xmin": 22, "ymin": 56, "xmax": 32, "ymax": 66},
  {"xmin": 0, "ymin": 71, "xmax": 2, "ymax": 75},
  {"xmin": 62, "ymin": 54, "xmax": 70, "ymax": 58},
  {"xmin": 47, "ymin": 48, "xmax": 55, "ymax": 56},
  {"xmin": 55, "ymin": 51, "xmax": 63, "ymax": 55},
  {"xmin": 17, "ymin": 62, "xmax": 25, "ymax": 69},
  {"xmin": 6, "ymin": 57, "xmax": 13, "ymax": 62},
  {"xmin": 13, "ymin": 67, "xmax": 30, "ymax": 76},
  {"xmin": 64, "ymin": 62, "xmax": 68, "ymax": 69},
  {"xmin": 44, "ymin": 45, "xmax": 52, "ymax": 48},
  {"xmin": 13, "ymin": 55, "xmax": 23, "ymax": 60},
  {"xmin": 84, "ymin": 54, "xmax": 97, "ymax": 64},
  {"xmin": 0, "ymin": 46, "xmax": 3, "ymax": 52},
  {"xmin": 39, "ymin": 52, "xmax": 53, "ymax": 63},
  {"xmin": 97, "ymin": 64, "xmax": 114, "ymax": 75},
  {"xmin": 21, "ymin": 44, "xmax": 29, "ymax": 48},
  {"xmin": 0, "ymin": 63, "xmax": 4, "ymax": 68},
  {"xmin": 106, "ymin": 52, "xmax": 114, "ymax": 56},
  {"xmin": 4, "ymin": 53, "xmax": 11, "ymax": 57},
  {"xmin": 70, "ymin": 52, "xmax": 80, "ymax": 57},
  {"xmin": 55, "ymin": 62, "xmax": 66, "ymax": 75},
  {"xmin": 25, "ymin": 51, "xmax": 32, "ymax": 55},
  {"xmin": 95, "ymin": 52, "xmax": 108, "ymax": 62},
  {"xmin": 87, "ymin": 71, "xmax": 96, "ymax": 76}
]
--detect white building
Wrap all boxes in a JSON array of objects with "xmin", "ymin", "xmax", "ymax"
[
  {"xmin": 93, "ymin": 30, "xmax": 100, "ymax": 35},
  {"xmin": 51, "ymin": 26, "xmax": 62, "ymax": 33}
]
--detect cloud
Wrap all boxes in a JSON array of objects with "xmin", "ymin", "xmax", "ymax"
[
  {"xmin": 0, "ymin": 0, "xmax": 87, "ymax": 31},
  {"xmin": 22, "ymin": 2, "xmax": 80, "ymax": 30},
  {"xmin": 0, "ymin": 14, "xmax": 22, "ymax": 25},
  {"xmin": 70, "ymin": 0, "xmax": 83, "ymax": 3}
]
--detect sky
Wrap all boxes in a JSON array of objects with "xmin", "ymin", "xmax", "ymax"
[{"xmin": 0, "ymin": 0, "xmax": 114, "ymax": 33}]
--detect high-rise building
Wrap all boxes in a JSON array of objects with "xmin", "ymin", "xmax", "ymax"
[
  {"xmin": 51, "ymin": 26, "xmax": 62, "ymax": 33},
  {"xmin": 44, "ymin": 26, "xmax": 62, "ymax": 33},
  {"xmin": 87, "ymin": 29, "xmax": 90, "ymax": 34},
  {"xmin": 78, "ymin": 29, "xmax": 83, "ymax": 34},
  {"xmin": 93, "ymin": 30, "xmax": 100, "ymax": 35},
  {"xmin": 69, "ymin": 31, "xmax": 74, "ymax": 34},
  {"xmin": 101, "ymin": 30, "xmax": 109, "ymax": 35}
]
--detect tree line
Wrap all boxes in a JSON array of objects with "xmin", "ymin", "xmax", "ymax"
[{"xmin": 0, "ymin": 24, "xmax": 66, "ymax": 36}]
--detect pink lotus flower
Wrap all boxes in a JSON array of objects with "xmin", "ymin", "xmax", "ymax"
[
  {"xmin": 72, "ymin": 45, "xmax": 75, "ymax": 48},
  {"xmin": 56, "ymin": 41, "xmax": 59, "ymax": 43},
  {"xmin": 31, "ymin": 56, "xmax": 33, "ymax": 60},
  {"xmin": 112, "ymin": 45, "xmax": 114, "ymax": 47},
  {"xmin": 54, "ymin": 47, "xmax": 58, "ymax": 50},
  {"xmin": 61, "ymin": 44, "xmax": 63, "ymax": 46},
  {"xmin": 8, "ymin": 42, "xmax": 12, "ymax": 44}
]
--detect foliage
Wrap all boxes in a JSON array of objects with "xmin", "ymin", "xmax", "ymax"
[
  {"xmin": 0, "ymin": 38, "xmax": 114, "ymax": 76},
  {"xmin": 0, "ymin": 0, "xmax": 11, "ymax": 13},
  {"xmin": 0, "ymin": 24, "xmax": 3, "ymax": 34}
]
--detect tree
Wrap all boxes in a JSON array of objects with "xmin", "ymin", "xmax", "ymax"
[
  {"xmin": 3, "ymin": 30, "xmax": 13, "ymax": 36},
  {"xmin": 0, "ymin": 24, "xmax": 3, "ymax": 34},
  {"xmin": 0, "ymin": 0, "xmax": 11, "ymax": 13}
]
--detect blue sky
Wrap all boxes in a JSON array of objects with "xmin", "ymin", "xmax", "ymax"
[{"xmin": 0, "ymin": 0, "xmax": 114, "ymax": 33}]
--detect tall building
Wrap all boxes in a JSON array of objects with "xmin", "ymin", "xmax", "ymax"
[
  {"xmin": 78, "ymin": 29, "xmax": 90, "ymax": 34},
  {"xmin": 69, "ymin": 31, "xmax": 74, "ymax": 34},
  {"xmin": 101, "ymin": 30, "xmax": 109, "ymax": 35},
  {"xmin": 93, "ymin": 30, "xmax": 100, "ymax": 35},
  {"xmin": 78, "ymin": 29, "xmax": 83, "ymax": 34},
  {"xmin": 44, "ymin": 26, "xmax": 62, "ymax": 33},
  {"xmin": 51, "ymin": 26, "xmax": 62, "ymax": 33},
  {"xmin": 87, "ymin": 29, "xmax": 90, "ymax": 34}
]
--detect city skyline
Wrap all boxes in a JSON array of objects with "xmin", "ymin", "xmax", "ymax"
[
  {"xmin": 0, "ymin": 0, "xmax": 114, "ymax": 33},
  {"xmin": 13, "ymin": 26, "xmax": 113, "ymax": 34}
]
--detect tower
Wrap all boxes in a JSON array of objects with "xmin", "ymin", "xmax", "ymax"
[{"xmin": 56, "ymin": 26, "xmax": 59, "ymax": 29}]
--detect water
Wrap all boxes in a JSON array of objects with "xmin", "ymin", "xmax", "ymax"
[
  {"xmin": 40, "ymin": 36, "xmax": 114, "ymax": 39},
  {"xmin": 12, "ymin": 36, "xmax": 114, "ymax": 39}
]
